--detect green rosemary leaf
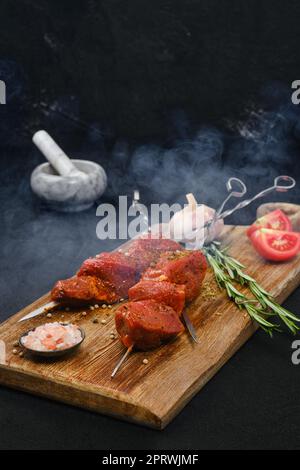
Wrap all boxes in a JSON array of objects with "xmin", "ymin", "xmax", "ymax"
[
  {"xmin": 263, "ymin": 298, "xmax": 300, "ymax": 323},
  {"xmin": 204, "ymin": 242, "xmax": 300, "ymax": 336}
]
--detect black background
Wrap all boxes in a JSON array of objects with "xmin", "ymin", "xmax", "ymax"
[
  {"xmin": 1, "ymin": 0, "xmax": 300, "ymax": 450},
  {"xmin": 1, "ymin": 0, "xmax": 300, "ymax": 141}
]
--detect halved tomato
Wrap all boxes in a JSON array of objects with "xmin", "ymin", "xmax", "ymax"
[
  {"xmin": 250, "ymin": 228, "xmax": 300, "ymax": 261},
  {"xmin": 247, "ymin": 209, "xmax": 292, "ymax": 238}
]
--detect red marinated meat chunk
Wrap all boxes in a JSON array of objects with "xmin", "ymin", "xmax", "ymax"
[
  {"xmin": 128, "ymin": 280, "xmax": 185, "ymax": 315},
  {"xmin": 77, "ymin": 252, "xmax": 137, "ymax": 298},
  {"xmin": 51, "ymin": 275, "xmax": 119, "ymax": 305},
  {"xmin": 123, "ymin": 237, "xmax": 182, "ymax": 274},
  {"xmin": 142, "ymin": 250, "xmax": 207, "ymax": 302},
  {"xmin": 115, "ymin": 300, "xmax": 184, "ymax": 350}
]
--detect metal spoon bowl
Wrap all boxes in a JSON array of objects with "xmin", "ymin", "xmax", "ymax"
[{"xmin": 19, "ymin": 322, "xmax": 85, "ymax": 358}]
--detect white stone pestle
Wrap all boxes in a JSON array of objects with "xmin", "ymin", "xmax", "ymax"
[
  {"xmin": 30, "ymin": 130, "xmax": 107, "ymax": 212},
  {"xmin": 33, "ymin": 130, "xmax": 85, "ymax": 178}
]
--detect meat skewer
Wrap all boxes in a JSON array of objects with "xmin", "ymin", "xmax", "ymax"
[
  {"xmin": 111, "ymin": 299, "xmax": 184, "ymax": 378},
  {"xmin": 112, "ymin": 249, "xmax": 207, "ymax": 376},
  {"xmin": 19, "ymin": 233, "xmax": 205, "ymax": 351},
  {"xmin": 19, "ymin": 236, "xmax": 183, "ymax": 322},
  {"xmin": 51, "ymin": 236, "xmax": 182, "ymax": 305}
]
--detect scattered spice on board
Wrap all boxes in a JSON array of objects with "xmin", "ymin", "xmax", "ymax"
[{"xmin": 201, "ymin": 281, "xmax": 218, "ymax": 300}]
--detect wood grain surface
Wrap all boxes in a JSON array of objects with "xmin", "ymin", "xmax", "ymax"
[{"xmin": 1, "ymin": 225, "xmax": 300, "ymax": 429}]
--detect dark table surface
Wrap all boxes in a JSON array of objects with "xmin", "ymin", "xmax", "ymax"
[{"xmin": 1, "ymin": 148, "xmax": 300, "ymax": 451}]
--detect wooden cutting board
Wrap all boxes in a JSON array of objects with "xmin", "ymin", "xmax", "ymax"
[{"xmin": 1, "ymin": 225, "xmax": 300, "ymax": 429}]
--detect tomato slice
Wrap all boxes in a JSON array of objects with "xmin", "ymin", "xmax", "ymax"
[
  {"xmin": 247, "ymin": 209, "xmax": 292, "ymax": 238},
  {"xmin": 250, "ymin": 228, "xmax": 300, "ymax": 261}
]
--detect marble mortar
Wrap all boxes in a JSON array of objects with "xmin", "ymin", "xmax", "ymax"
[{"xmin": 30, "ymin": 130, "xmax": 107, "ymax": 212}]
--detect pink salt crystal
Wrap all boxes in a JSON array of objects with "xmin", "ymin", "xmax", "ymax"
[{"xmin": 22, "ymin": 322, "xmax": 82, "ymax": 352}]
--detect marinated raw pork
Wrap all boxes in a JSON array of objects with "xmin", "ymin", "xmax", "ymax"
[
  {"xmin": 78, "ymin": 252, "xmax": 137, "ymax": 297},
  {"xmin": 142, "ymin": 249, "xmax": 207, "ymax": 301},
  {"xmin": 115, "ymin": 300, "xmax": 184, "ymax": 350},
  {"xmin": 51, "ymin": 275, "xmax": 119, "ymax": 305},
  {"xmin": 122, "ymin": 236, "xmax": 182, "ymax": 274},
  {"xmin": 128, "ymin": 280, "xmax": 185, "ymax": 315}
]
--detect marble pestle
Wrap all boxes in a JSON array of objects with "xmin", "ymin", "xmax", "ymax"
[
  {"xmin": 30, "ymin": 130, "xmax": 107, "ymax": 212},
  {"xmin": 33, "ymin": 130, "xmax": 86, "ymax": 178}
]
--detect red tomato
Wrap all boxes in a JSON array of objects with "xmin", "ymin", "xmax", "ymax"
[
  {"xmin": 247, "ymin": 209, "xmax": 292, "ymax": 238},
  {"xmin": 250, "ymin": 228, "xmax": 300, "ymax": 261}
]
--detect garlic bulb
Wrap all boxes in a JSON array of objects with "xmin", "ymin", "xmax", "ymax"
[{"xmin": 168, "ymin": 194, "xmax": 224, "ymax": 248}]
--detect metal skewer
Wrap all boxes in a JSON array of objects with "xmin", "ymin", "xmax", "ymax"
[
  {"xmin": 18, "ymin": 300, "xmax": 59, "ymax": 322},
  {"xmin": 182, "ymin": 311, "xmax": 200, "ymax": 344},
  {"xmin": 217, "ymin": 175, "xmax": 295, "ymax": 221},
  {"xmin": 134, "ymin": 190, "xmax": 200, "ymax": 343},
  {"xmin": 204, "ymin": 175, "xmax": 296, "ymax": 242},
  {"xmin": 111, "ymin": 344, "xmax": 134, "ymax": 378},
  {"xmin": 132, "ymin": 189, "xmax": 150, "ymax": 232}
]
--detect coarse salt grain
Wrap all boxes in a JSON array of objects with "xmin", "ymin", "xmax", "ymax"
[
  {"xmin": 101, "ymin": 319, "xmax": 107, "ymax": 325},
  {"xmin": 142, "ymin": 359, "xmax": 149, "ymax": 365}
]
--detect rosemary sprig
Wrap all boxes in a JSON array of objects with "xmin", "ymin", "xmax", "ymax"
[{"xmin": 203, "ymin": 243, "xmax": 300, "ymax": 336}]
